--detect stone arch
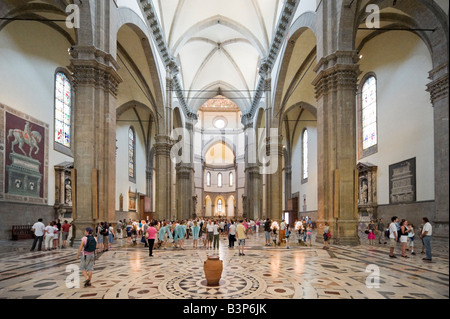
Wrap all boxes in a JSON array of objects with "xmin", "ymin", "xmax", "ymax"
[{"xmin": 202, "ymin": 137, "xmax": 237, "ymax": 161}]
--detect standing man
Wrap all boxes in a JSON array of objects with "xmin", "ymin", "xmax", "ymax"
[
  {"xmin": 279, "ymin": 219, "xmax": 286, "ymax": 245},
  {"xmin": 228, "ymin": 220, "xmax": 236, "ymax": 248},
  {"xmin": 236, "ymin": 220, "xmax": 246, "ymax": 256},
  {"xmin": 76, "ymin": 227, "xmax": 97, "ymax": 287},
  {"xmin": 389, "ymin": 216, "xmax": 399, "ymax": 258},
  {"xmin": 264, "ymin": 218, "xmax": 271, "ymax": 246},
  {"xmin": 206, "ymin": 220, "xmax": 214, "ymax": 249},
  {"xmin": 420, "ymin": 217, "xmax": 432, "ymax": 262},
  {"xmin": 30, "ymin": 218, "xmax": 45, "ymax": 252},
  {"xmin": 377, "ymin": 218, "xmax": 386, "ymax": 245},
  {"xmin": 116, "ymin": 220, "xmax": 123, "ymax": 239},
  {"xmin": 61, "ymin": 220, "xmax": 71, "ymax": 249}
]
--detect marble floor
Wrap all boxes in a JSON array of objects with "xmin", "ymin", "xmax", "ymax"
[{"xmin": 0, "ymin": 231, "xmax": 447, "ymax": 300}]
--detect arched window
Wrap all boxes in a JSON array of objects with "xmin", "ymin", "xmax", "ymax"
[
  {"xmin": 218, "ymin": 199, "xmax": 223, "ymax": 212},
  {"xmin": 361, "ymin": 75, "xmax": 378, "ymax": 153},
  {"xmin": 302, "ymin": 129, "xmax": 309, "ymax": 181},
  {"xmin": 128, "ymin": 127, "xmax": 136, "ymax": 182},
  {"xmin": 206, "ymin": 172, "xmax": 211, "ymax": 187},
  {"xmin": 54, "ymin": 72, "xmax": 72, "ymax": 150},
  {"xmin": 218, "ymin": 173, "xmax": 223, "ymax": 187},
  {"xmin": 229, "ymin": 172, "xmax": 233, "ymax": 187}
]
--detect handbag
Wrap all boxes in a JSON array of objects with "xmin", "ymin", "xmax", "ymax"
[{"xmin": 365, "ymin": 230, "xmax": 370, "ymax": 234}]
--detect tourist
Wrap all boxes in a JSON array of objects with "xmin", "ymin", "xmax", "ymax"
[
  {"xmin": 323, "ymin": 222, "xmax": 330, "ymax": 250},
  {"xmin": 279, "ymin": 219, "xmax": 286, "ymax": 245},
  {"xmin": 389, "ymin": 216, "xmax": 399, "ymax": 258},
  {"xmin": 367, "ymin": 220, "xmax": 376, "ymax": 246},
  {"xmin": 101, "ymin": 222, "xmax": 110, "ymax": 252},
  {"xmin": 108, "ymin": 223, "xmax": 115, "ymax": 250},
  {"xmin": 61, "ymin": 220, "xmax": 71, "ymax": 248},
  {"xmin": 52, "ymin": 222, "xmax": 59, "ymax": 249},
  {"xmin": 255, "ymin": 219, "xmax": 260, "ymax": 233},
  {"xmin": 30, "ymin": 218, "xmax": 45, "ymax": 252},
  {"xmin": 44, "ymin": 221, "xmax": 55, "ymax": 251},
  {"xmin": 206, "ymin": 220, "xmax": 214, "ymax": 249},
  {"xmin": 285, "ymin": 224, "xmax": 291, "ymax": 249},
  {"xmin": 179, "ymin": 221, "xmax": 187, "ymax": 249},
  {"xmin": 377, "ymin": 218, "xmax": 386, "ymax": 245},
  {"xmin": 147, "ymin": 221, "xmax": 157, "ymax": 257},
  {"xmin": 264, "ymin": 218, "xmax": 271, "ymax": 246},
  {"xmin": 126, "ymin": 222, "xmax": 133, "ymax": 243},
  {"xmin": 116, "ymin": 220, "xmax": 123, "ymax": 239},
  {"xmin": 418, "ymin": 222, "xmax": 426, "ymax": 255},
  {"xmin": 271, "ymin": 220, "xmax": 279, "ymax": 246},
  {"xmin": 306, "ymin": 224, "xmax": 312, "ymax": 247},
  {"xmin": 213, "ymin": 221, "xmax": 220, "ymax": 250},
  {"xmin": 407, "ymin": 223, "xmax": 416, "ymax": 255},
  {"xmin": 399, "ymin": 220, "xmax": 410, "ymax": 258},
  {"xmin": 192, "ymin": 221, "xmax": 200, "ymax": 249},
  {"xmin": 201, "ymin": 221, "xmax": 208, "ymax": 248},
  {"xmin": 228, "ymin": 220, "xmax": 236, "ymax": 248},
  {"xmin": 142, "ymin": 221, "xmax": 149, "ymax": 247},
  {"xmin": 220, "ymin": 220, "xmax": 225, "ymax": 237},
  {"xmin": 420, "ymin": 217, "xmax": 432, "ymax": 262},
  {"xmin": 131, "ymin": 223, "xmax": 138, "ymax": 246},
  {"xmin": 236, "ymin": 220, "xmax": 246, "ymax": 256},
  {"xmin": 76, "ymin": 227, "xmax": 97, "ymax": 287}
]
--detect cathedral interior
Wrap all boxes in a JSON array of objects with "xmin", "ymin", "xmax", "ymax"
[{"xmin": 0, "ymin": 0, "xmax": 448, "ymax": 301}]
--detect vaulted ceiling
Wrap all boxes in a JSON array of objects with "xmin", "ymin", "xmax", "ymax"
[{"xmin": 153, "ymin": 0, "xmax": 284, "ymax": 113}]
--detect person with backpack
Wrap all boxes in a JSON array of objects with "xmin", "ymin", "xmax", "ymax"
[
  {"xmin": 76, "ymin": 227, "xmax": 97, "ymax": 288},
  {"xmin": 99, "ymin": 222, "xmax": 109, "ymax": 252}
]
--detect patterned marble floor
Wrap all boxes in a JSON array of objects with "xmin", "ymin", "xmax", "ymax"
[{"xmin": 0, "ymin": 231, "xmax": 447, "ymax": 300}]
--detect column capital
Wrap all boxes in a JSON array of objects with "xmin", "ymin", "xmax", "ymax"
[
  {"xmin": 427, "ymin": 72, "xmax": 449, "ymax": 104},
  {"xmin": 312, "ymin": 51, "xmax": 361, "ymax": 99},
  {"xmin": 154, "ymin": 135, "xmax": 173, "ymax": 157}
]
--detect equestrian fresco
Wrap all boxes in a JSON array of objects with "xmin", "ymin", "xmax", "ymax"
[{"xmin": 4, "ymin": 111, "xmax": 45, "ymax": 198}]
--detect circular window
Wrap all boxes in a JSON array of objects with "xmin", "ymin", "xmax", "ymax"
[{"xmin": 214, "ymin": 117, "xmax": 227, "ymax": 129}]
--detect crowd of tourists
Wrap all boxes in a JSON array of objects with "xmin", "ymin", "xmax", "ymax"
[{"xmin": 30, "ymin": 218, "xmax": 73, "ymax": 252}]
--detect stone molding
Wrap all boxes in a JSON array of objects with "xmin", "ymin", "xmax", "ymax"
[
  {"xmin": 312, "ymin": 63, "xmax": 361, "ymax": 99},
  {"xmin": 427, "ymin": 73, "xmax": 449, "ymax": 104},
  {"xmin": 154, "ymin": 135, "xmax": 173, "ymax": 157}
]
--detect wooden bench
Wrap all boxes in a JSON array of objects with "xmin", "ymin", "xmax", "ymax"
[{"xmin": 11, "ymin": 225, "xmax": 34, "ymax": 240}]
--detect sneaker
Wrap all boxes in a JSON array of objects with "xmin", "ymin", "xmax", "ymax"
[
  {"xmin": 422, "ymin": 258, "xmax": 432, "ymax": 261},
  {"xmin": 389, "ymin": 255, "xmax": 397, "ymax": 258},
  {"xmin": 411, "ymin": 252, "xmax": 416, "ymax": 255},
  {"xmin": 84, "ymin": 280, "xmax": 90, "ymax": 288}
]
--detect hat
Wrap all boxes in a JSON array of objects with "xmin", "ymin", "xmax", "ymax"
[{"xmin": 85, "ymin": 227, "xmax": 93, "ymax": 234}]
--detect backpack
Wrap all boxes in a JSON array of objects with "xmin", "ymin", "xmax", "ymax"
[
  {"xmin": 100, "ymin": 226, "xmax": 109, "ymax": 236},
  {"xmin": 84, "ymin": 235, "xmax": 96, "ymax": 253}
]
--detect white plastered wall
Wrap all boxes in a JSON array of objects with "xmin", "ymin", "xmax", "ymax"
[
  {"xmin": 358, "ymin": 31, "xmax": 434, "ymax": 205},
  {"xmin": 0, "ymin": 22, "xmax": 74, "ymax": 206}
]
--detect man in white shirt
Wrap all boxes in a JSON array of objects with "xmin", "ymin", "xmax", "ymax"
[
  {"xmin": 389, "ymin": 216, "xmax": 399, "ymax": 258},
  {"xmin": 206, "ymin": 220, "xmax": 214, "ymax": 249},
  {"xmin": 30, "ymin": 218, "xmax": 46, "ymax": 251},
  {"xmin": 420, "ymin": 217, "xmax": 433, "ymax": 261},
  {"xmin": 213, "ymin": 221, "xmax": 220, "ymax": 250},
  {"xmin": 228, "ymin": 221, "xmax": 236, "ymax": 248}
]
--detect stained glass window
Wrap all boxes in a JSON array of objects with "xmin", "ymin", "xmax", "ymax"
[
  {"xmin": 206, "ymin": 172, "xmax": 211, "ymax": 187},
  {"xmin": 302, "ymin": 129, "xmax": 309, "ymax": 180},
  {"xmin": 128, "ymin": 127, "xmax": 136, "ymax": 181},
  {"xmin": 55, "ymin": 72, "xmax": 72, "ymax": 148},
  {"xmin": 218, "ymin": 199, "xmax": 223, "ymax": 212},
  {"xmin": 218, "ymin": 173, "xmax": 222, "ymax": 187},
  {"xmin": 362, "ymin": 76, "xmax": 377, "ymax": 150},
  {"xmin": 229, "ymin": 172, "xmax": 233, "ymax": 187}
]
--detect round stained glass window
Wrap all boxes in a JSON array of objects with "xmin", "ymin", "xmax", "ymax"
[{"xmin": 214, "ymin": 118, "xmax": 227, "ymax": 129}]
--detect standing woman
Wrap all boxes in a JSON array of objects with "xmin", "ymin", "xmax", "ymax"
[
  {"xmin": 323, "ymin": 222, "xmax": 330, "ymax": 250},
  {"xmin": 147, "ymin": 221, "xmax": 157, "ymax": 257},
  {"xmin": 108, "ymin": 223, "xmax": 115, "ymax": 250},
  {"xmin": 192, "ymin": 221, "xmax": 200, "ymax": 249},
  {"xmin": 400, "ymin": 220, "xmax": 410, "ymax": 258},
  {"xmin": 131, "ymin": 224, "xmax": 138, "ymax": 246}
]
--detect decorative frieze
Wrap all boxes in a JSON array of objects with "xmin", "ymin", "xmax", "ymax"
[
  {"xmin": 427, "ymin": 73, "xmax": 449, "ymax": 104},
  {"xmin": 313, "ymin": 63, "xmax": 361, "ymax": 99}
]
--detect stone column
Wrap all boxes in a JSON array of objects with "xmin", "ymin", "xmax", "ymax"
[
  {"xmin": 312, "ymin": 51, "xmax": 361, "ymax": 246},
  {"xmin": 154, "ymin": 135, "xmax": 173, "ymax": 220},
  {"xmin": 284, "ymin": 164, "xmax": 292, "ymax": 210},
  {"xmin": 427, "ymin": 64, "xmax": 449, "ymax": 239},
  {"xmin": 70, "ymin": 47, "xmax": 121, "ymax": 240},
  {"xmin": 265, "ymin": 135, "xmax": 283, "ymax": 221}
]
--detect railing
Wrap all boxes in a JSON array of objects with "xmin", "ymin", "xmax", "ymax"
[{"xmin": 11, "ymin": 225, "xmax": 34, "ymax": 240}]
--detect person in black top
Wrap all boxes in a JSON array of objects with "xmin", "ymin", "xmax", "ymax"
[
  {"xmin": 399, "ymin": 220, "xmax": 411, "ymax": 258},
  {"xmin": 264, "ymin": 218, "xmax": 271, "ymax": 246}
]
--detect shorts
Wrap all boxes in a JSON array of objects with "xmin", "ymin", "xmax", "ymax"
[
  {"xmin": 207, "ymin": 232, "xmax": 214, "ymax": 242},
  {"xmin": 80, "ymin": 254, "xmax": 95, "ymax": 272},
  {"xmin": 97, "ymin": 235, "xmax": 103, "ymax": 243},
  {"xmin": 62, "ymin": 232, "xmax": 69, "ymax": 240},
  {"xmin": 238, "ymin": 239, "xmax": 245, "ymax": 246},
  {"xmin": 389, "ymin": 238, "xmax": 397, "ymax": 248},
  {"xmin": 400, "ymin": 236, "xmax": 408, "ymax": 243},
  {"xmin": 265, "ymin": 231, "xmax": 270, "ymax": 240}
]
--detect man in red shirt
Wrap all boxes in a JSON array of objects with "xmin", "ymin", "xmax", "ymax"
[{"xmin": 61, "ymin": 220, "xmax": 71, "ymax": 248}]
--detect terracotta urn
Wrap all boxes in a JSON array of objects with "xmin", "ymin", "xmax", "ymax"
[{"xmin": 204, "ymin": 255, "xmax": 223, "ymax": 286}]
